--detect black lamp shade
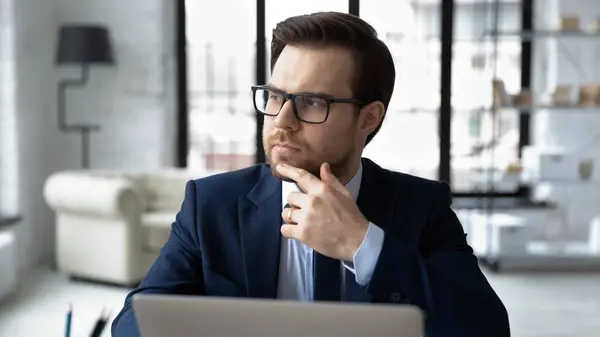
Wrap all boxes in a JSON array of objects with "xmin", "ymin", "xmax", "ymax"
[{"xmin": 56, "ymin": 25, "xmax": 115, "ymax": 65}]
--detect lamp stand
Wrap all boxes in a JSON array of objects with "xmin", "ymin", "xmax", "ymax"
[{"xmin": 57, "ymin": 64, "xmax": 101, "ymax": 169}]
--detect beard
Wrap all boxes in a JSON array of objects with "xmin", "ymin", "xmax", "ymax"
[{"xmin": 263, "ymin": 130, "xmax": 354, "ymax": 183}]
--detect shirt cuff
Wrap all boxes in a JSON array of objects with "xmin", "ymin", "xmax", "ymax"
[{"xmin": 342, "ymin": 222, "xmax": 385, "ymax": 286}]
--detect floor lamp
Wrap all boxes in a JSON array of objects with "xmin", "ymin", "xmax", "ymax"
[{"xmin": 55, "ymin": 25, "xmax": 115, "ymax": 168}]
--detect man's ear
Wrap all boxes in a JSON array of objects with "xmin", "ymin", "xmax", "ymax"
[{"xmin": 358, "ymin": 101, "xmax": 385, "ymax": 136}]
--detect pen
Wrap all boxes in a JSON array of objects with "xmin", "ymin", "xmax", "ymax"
[
  {"xmin": 65, "ymin": 303, "xmax": 72, "ymax": 337},
  {"xmin": 90, "ymin": 308, "xmax": 110, "ymax": 337}
]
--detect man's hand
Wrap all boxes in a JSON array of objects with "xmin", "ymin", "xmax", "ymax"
[{"xmin": 277, "ymin": 162, "xmax": 369, "ymax": 262}]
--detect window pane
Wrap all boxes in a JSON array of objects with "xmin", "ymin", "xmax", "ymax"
[
  {"xmin": 186, "ymin": 0, "xmax": 256, "ymax": 172},
  {"xmin": 360, "ymin": 0, "xmax": 440, "ymax": 180},
  {"xmin": 451, "ymin": 1, "xmax": 522, "ymax": 192}
]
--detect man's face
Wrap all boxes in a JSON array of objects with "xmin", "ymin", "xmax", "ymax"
[{"xmin": 263, "ymin": 45, "xmax": 361, "ymax": 182}]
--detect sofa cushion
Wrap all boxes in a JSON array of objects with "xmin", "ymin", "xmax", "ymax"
[
  {"xmin": 142, "ymin": 170, "xmax": 192, "ymax": 211},
  {"xmin": 67, "ymin": 170, "xmax": 149, "ymax": 211},
  {"xmin": 141, "ymin": 211, "xmax": 176, "ymax": 252}
]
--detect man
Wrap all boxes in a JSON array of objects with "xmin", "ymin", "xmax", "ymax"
[{"xmin": 112, "ymin": 11, "xmax": 510, "ymax": 337}]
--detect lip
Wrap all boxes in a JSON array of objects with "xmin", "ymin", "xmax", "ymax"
[{"xmin": 273, "ymin": 143, "xmax": 300, "ymax": 151}]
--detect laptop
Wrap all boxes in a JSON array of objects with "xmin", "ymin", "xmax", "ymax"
[{"xmin": 133, "ymin": 294, "xmax": 424, "ymax": 337}]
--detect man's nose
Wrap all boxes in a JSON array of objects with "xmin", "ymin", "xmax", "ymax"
[{"xmin": 274, "ymin": 99, "xmax": 298, "ymax": 129}]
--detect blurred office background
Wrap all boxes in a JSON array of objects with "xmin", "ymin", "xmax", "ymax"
[{"xmin": 1, "ymin": 0, "xmax": 600, "ymax": 336}]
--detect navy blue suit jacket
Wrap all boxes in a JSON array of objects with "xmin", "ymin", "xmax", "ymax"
[{"xmin": 112, "ymin": 158, "xmax": 510, "ymax": 337}]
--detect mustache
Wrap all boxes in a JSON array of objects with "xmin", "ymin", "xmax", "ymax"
[{"xmin": 266, "ymin": 131, "xmax": 302, "ymax": 146}]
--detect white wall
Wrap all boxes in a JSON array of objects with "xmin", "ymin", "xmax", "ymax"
[
  {"xmin": 0, "ymin": 0, "xmax": 18, "ymax": 216},
  {"xmin": 12, "ymin": 0, "xmax": 58, "ymax": 273},
  {"xmin": 53, "ymin": 0, "xmax": 177, "ymax": 169},
  {"xmin": 10, "ymin": 0, "xmax": 176, "ymax": 273},
  {"xmin": 532, "ymin": 0, "xmax": 600, "ymax": 240}
]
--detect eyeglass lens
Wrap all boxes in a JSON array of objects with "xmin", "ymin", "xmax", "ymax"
[{"xmin": 254, "ymin": 88, "xmax": 329, "ymax": 123}]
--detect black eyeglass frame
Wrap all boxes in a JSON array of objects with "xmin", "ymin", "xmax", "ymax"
[{"xmin": 251, "ymin": 85, "xmax": 365, "ymax": 124}]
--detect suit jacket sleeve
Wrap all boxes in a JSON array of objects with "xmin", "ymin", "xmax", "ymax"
[
  {"xmin": 111, "ymin": 180, "xmax": 205, "ymax": 337},
  {"xmin": 364, "ymin": 182, "xmax": 510, "ymax": 337}
]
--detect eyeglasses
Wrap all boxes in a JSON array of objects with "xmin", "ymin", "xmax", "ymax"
[{"xmin": 251, "ymin": 85, "xmax": 364, "ymax": 124}]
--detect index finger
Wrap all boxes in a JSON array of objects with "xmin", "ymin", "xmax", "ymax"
[{"xmin": 276, "ymin": 163, "xmax": 323, "ymax": 193}]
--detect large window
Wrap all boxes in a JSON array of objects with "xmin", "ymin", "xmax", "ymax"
[
  {"xmin": 185, "ymin": 0, "xmax": 257, "ymax": 172},
  {"xmin": 360, "ymin": 0, "xmax": 440, "ymax": 180},
  {"xmin": 450, "ymin": 1, "xmax": 523, "ymax": 193}
]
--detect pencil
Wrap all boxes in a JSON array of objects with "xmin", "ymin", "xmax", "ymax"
[{"xmin": 65, "ymin": 303, "xmax": 72, "ymax": 337}]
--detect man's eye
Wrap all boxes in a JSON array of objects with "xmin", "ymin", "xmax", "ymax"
[{"xmin": 299, "ymin": 97, "xmax": 319, "ymax": 106}]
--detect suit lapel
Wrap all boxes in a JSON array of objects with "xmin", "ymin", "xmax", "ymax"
[
  {"xmin": 356, "ymin": 158, "xmax": 398, "ymax": 233},
  {"xmin": 238, "ymin": 166, "xmax": 282, "ymax": 298}
]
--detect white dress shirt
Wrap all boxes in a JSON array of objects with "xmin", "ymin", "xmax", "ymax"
[{"xmin": 276, "ymin": 162, "xmax": 385, "ymax": 300}]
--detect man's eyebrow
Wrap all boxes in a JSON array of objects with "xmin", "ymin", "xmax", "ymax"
[
  {"xmin": 298, "ymin": 91, "xmax": 335, "ymax": 99},
  {"xmin": 265, "ymin": 83, "xmax": 335, "ymax": 99},
  {"xmin": 265, "ymin": 83, "xmax": 281, "ymax": 91}
]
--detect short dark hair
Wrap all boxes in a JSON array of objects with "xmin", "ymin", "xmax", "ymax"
[{"xmin": 271, "ymin": 11, "xmax": 395, "ymax": 146}]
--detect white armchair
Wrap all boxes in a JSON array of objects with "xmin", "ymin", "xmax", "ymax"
[{"xmin": 43, "ymin": 168, "xmax": 221, "ymax": 286}]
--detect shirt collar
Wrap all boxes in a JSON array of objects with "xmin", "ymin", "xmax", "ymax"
[{"xmin": 281, "ymin": 162, "xmax": 363, "ymax": 208}]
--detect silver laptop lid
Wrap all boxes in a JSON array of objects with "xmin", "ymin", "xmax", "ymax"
[{"xmin": 133, "ymin": 294, "xmax": 423, "ymax": 337}]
